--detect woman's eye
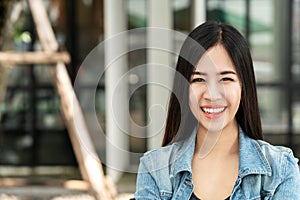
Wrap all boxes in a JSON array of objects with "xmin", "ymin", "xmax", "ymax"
[
  {"xmin": 221, "ymin": 77, "xmax": 234, "ymax": 82},
  {"xmin": 191, "ymin": 78, "xmax": 205, "ymax": 83}
]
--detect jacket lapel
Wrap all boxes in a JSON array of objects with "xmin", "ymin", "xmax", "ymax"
[{"xmin": 238, "ymin": 126, "xmax": 272, "ymax": 177}]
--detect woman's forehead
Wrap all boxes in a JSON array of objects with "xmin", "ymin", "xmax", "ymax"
[{"xmin": 194, "ymin": 45, "xmax": 236, "ymax": 73}]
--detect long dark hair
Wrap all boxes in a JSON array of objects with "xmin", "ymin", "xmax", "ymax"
[{"xmin": 162, "ymin": 21, "xmax": 263, "ymax": 146}]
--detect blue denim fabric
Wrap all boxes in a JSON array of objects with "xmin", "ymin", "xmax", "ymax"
[{"xmin": 134, "ymin": 126, "xmax": 300, "ymax": 199}]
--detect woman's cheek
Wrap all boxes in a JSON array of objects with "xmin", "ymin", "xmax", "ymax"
[{"xmin": 189, "ymin": 87, "xmax": 201, "ymax": 116}]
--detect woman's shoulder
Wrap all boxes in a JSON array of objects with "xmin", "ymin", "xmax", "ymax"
[
  {"xmin": 256, "ymin": 139, "xmax": 297, "ymax": 159},
  {"xmin": 138, "ymin": 139, "xmax": 191, "ymax": 174},
  {"xmin": 255, "ymin": 139, "xmax": 299, "ymax": 175},
  {"xmin": 140, "ymin": 142, "xmax": 182, "ymax": 166},
  {"xmin": 251, "ymin": 139, "xmax": 300, "ymax": 197}
]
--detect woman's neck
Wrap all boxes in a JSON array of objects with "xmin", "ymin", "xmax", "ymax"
[{"xmin": 195, "ymin": 121, "xmax": 239, "ymax": 158}]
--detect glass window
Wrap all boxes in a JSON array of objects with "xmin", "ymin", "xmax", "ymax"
[
  {"xmin": 128, "ymin": 39, "xmax": 147, "ymax": 155},
  {"xmin": 34, "ymin": 65, "xmax": 54, "ymax": 84},
  {"xmin": 173, "ymin": 0, "xmax": 191, "ymax": 31},
  {"xmin": 207, "ymin": 0, "xmax": 246, "ymax": 34},
  {"xmin": 36, "ymin": 89, "xmax": 64, "ymax": 130},
  {"xmin": 0, "ymin": 132, "xmax": 32, "ymax": 165},
  {"xmin": 293, "ymin": 89, "xmax": 300, "ymax": 134},
  {"xmin": 37, "ymin": 132, "xmax": 76, "ymax": 165},
  {"xmin": 257, "ymin": 87, "xmax": 288, "ymax": 134},
  {"xmin": 6, "ymin": 66, "xmax": 30, "ymax": 86},
  {"xmin": 1, "ymin": 89, "xmax": 30, "ymax": 130},
  {"xmin": 292, "ymin": 0, "xmax": 300, "ymax": 81},
  {"xmin": 293, "ymin": 89, "xmax": 300, "ymax": 158},
  {"xmin": 291, "ymin": 0, "xmax": 300, "ymax": 159},
  {"xmin": 294, "ymin": 135, "xmax": 300, "ymax": 160},
  {"xmin": 128, "ymin": 0, "xmax": 147, "ymax": 29},
  {"xmin": 250, "ymin": 0, "xmax": 276, "ymax": 83}
]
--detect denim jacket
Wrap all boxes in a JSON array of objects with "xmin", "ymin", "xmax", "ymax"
[{"xmin": 134, "ymin": 127, "xmax": 300, "ymax": 199}]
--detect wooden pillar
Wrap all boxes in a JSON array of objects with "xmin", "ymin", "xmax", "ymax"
[
  {"xmin": 104, "ymin": 0, "xmax": 129, "ymax": 182},
  {"xmin": 147, "ymin": 0, "xmax": 173, "ymax": 150},
  {"xmin": 191, "ymin": 0, "xmax": 206, "ymax": 29},
  {"xmin": 27, "ymin": 0, "xmax": 112, "ymax": 199}
]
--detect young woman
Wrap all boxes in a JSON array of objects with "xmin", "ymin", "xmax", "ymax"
[{"xmin": 134, "ymin": 21, "xmax": 300, "ymax": 199}]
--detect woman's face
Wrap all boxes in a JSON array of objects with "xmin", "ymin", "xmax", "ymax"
[{"xmin": 189, "ymin": 44, "xmax": 242, "ymax": 133}]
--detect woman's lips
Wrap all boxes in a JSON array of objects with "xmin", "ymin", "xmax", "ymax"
[{"xmin": 201, "ymin": 106, "xmax": 226, "ymax": 119}]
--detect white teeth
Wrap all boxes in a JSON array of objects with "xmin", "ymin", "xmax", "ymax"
[{"xmin": 202, "ymin": 107, "xmax": 225, "ymax": 114}]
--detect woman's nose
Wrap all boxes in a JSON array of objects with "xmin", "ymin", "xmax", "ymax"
[{"xmin": 203, "ymin": 81, "xmax": 223, "ymax": 101}]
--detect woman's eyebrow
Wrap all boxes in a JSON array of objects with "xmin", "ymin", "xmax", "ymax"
[
  {"xmin": 218, "ymin": 70, "xmax": 237, "ymax": 75},
  {"xmin": 192, "ymin": 71, "xmax": 236, "ymax": 75},
  {"xmin": 192, "ymin": 71, "xmax": 207, "ymax": 75}
]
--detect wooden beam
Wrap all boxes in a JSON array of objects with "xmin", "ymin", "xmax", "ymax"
[
  {"xmin": 0, "ymin": 51, "xmax": 70, "ymax": 64},
  {"xmin": 27, "ymin": 0, "xmax": 113, "ymax": 199},
  {"xmin": 27, "ymin": 1, "xmax": 58, "ymax": 51}
]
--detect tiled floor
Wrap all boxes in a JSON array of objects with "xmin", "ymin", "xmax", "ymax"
[{"xmin": 0, "ymin": 173, "xmax": 136, "ymax": 200}]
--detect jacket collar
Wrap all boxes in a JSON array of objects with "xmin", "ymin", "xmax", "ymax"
[
  {"xmin": 172, "ymin": 128, "xmax": 196, "ymax": 176},
  {"xmin": 238, "ymin": 126, "xmax": 272, "ymax": 177},
  {"xmin": 172, "ymin": 126, "xmax": 272, "ymax": 177}
]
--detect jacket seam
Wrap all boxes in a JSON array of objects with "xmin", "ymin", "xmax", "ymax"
[{"xmin": 280, "ymin": 151, "xmax": 291, "ymax": 182}]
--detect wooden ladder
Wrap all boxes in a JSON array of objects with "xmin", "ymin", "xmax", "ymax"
[{"xmin": 0, "ymin": 0, "xmax": 114, "ymax": 199}]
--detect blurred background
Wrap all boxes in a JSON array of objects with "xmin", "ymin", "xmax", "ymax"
[{"xmin": 0, "ymin": 0, "xmax": 299, "ymax": 199}]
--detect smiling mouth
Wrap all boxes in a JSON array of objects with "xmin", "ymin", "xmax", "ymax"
[{"xmin": 201, "ymin": 107, "xmax": 226, "ymax": 114}]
